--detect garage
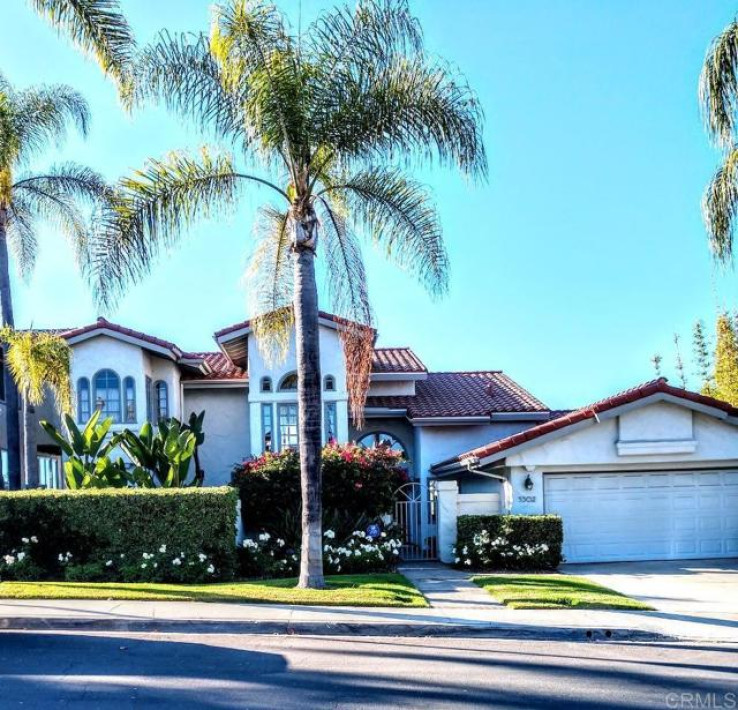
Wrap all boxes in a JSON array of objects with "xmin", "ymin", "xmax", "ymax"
[{"xmin": 544, "ymin": 470, "xmax": 738, "ymax": 563}]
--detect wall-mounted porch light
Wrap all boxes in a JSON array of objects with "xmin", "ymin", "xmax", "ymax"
[{"xmin": 524, "ymin": 473, "xmax": 534, "ymax": 491}]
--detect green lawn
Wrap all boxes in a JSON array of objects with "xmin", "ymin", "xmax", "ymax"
[
  {"xmin": 0, "ymin": 573, "xmax": 427, "ymax": 607},
  {"xmin": 472, "ymin": 574, "xmax": 653, "ymax": 610}
]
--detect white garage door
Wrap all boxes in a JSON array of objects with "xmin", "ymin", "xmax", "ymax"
[{"xmin": 544, "ymin": 470, "xmax": 738, "ymax": 563}]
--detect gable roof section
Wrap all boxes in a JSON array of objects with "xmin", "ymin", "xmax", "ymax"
[
  {"xmin": 431, "ymin": 378, "xmax": 738, "ymax": 472},
  {"xmin": 60, "ymin": 318, "xmax": 183, "ymax": 359},
  {"xmin": 180, "ymin": 352, "xmax": 247, "ymax": 381},
  {"xmin": 367, "ymin": 371, "xmax": 548, "ymax": 419},
  {"xmin": 372, "ymin": 347, "xmax": 427, "ymax": 374},
  {"xmin": 215, "ymin": 310, "xmax": 377, "ymax": 340}
]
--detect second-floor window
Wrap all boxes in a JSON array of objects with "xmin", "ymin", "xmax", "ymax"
[
  {"xmin": 77, "ymin": 377, "xmax": 91, "ymax": 423},
  {"xmin": 324, "ymin": 375, "xmax": 336, "ymax": 392},
  {"xmin": 260, "ymin": 377, "xmax": 272, "ymax": 393},
  {"xmin": 124, "ymin": 377, "xmax": 136, "ymax": 423},
  {"xmin": 94, "ymin": 369, "xmax": 121, "ymax": 423},
  {"xmin": 154, "ymin": 380, "xmax": 169, "ymax": 420},
  {"xmin": 278, "ymin": 373, "xmax": 298, "ymax": 391}
]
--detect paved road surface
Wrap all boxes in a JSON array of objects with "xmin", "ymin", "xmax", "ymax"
[{"xmin": 0, "ymin": 631, "xmax": 736, "ymax": 708}]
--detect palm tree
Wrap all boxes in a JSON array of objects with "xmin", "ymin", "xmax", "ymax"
[
  {"xmin": 0, "ymin": 73, "xmax": 112, "ymax": 489},
  {"xmin": 94, "ymin": 0, "xmax": 486, "ymax": 588},
  {"xmin": 28, "ymin": 0, "xmax": 135, "ymax": 89},
  {"xmin": 700, "ymin": 18, "xmax": 738, "ymax": 261},
  {"xmin": 0, "ymin": 327, "xmax": 71, "ymax": 487}
]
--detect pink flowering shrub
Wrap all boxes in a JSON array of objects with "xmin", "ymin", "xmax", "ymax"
[{"xmin": 232, "ymin": 442, "xmax": 409, "ymax": 546}]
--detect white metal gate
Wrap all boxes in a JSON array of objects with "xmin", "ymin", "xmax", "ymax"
[{"xmin": 393, "ymin": 482, "xmax": 437, "ymax": 561}]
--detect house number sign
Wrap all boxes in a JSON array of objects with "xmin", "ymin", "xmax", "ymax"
[{"xmin": 518, "ymin": 495, "xmax": 537, "ymax": 503}]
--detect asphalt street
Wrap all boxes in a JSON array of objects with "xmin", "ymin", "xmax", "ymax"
[{"xmin": 0, "ymin": 631, "xmax": 736, "ymax": 709}]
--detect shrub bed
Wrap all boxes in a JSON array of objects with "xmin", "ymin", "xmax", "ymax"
[
  {"xmin": 454, "ymin": 514, "xmax": 563, "ymax": 571},
  {"xmin": 232, "ymin": 442, "xmax": 409, "ymax": 546},
  {"xmin": 0, "ymin": 487, "xmax": 238, "ymax": 583}
]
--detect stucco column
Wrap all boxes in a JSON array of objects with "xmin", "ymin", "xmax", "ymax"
[{"xmin": 436, "ymin": 480, "xmax": 459, "ymax": 564}]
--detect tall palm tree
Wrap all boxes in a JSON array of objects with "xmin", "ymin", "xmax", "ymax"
[
  {"xmin": 0, "ymin": 73, "xmax": 112, "ymax": 489},
  {"xmin": 0, "ymin": 327, "xmax": 71, "ymax": 487},
  {"xmin": 700, "ymin": 17, "xmax": 738, "ymax": 261},
  {"xmin": 28, "ymin": 0, "xmax": 135, "ymax": 89},
  {"xmin": 94, "ymin": 0, "xmax": 486, "ymax": 588}
]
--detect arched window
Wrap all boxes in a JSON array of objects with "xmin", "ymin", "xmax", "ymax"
[
  {"xmin": 154, "ymin": 380, "xmax": 169, "ymax": 420},
  {"xmin": 357, "ymin": 431, "xmax": 407, "ymax": 457},
  {"xmin": 260, "ymin": 376, "xmax": 272, "ymax": 393},
  {"xmin": 278, "ymin": 372, "xmax": 298, "ymax": 391},
  {"xmin": 123, "ymin": 377, "xmax": 136, "ymax": 423},
  {"xmin": 77, "ymin": 377, "xmax": 91, "ymax": 423},
  {"xmin": 324, "ymin": 375, "xmax": 336, "ymax": 392},
  {"xmin": 93, "ymin": 369, "xmax": 121, "ymax": 423}
]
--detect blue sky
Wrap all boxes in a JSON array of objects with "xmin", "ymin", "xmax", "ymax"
[{"xmin": 1, "ymin": 0, "xmax": 737, "ymax": 409}]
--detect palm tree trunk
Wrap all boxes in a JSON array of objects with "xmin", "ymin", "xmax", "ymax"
[
  {"xmin": 22, "ymin": 396, "xmax": 39, "ymax": 488},
  {"xmin": 0, "ymin": 208, "xmax": 22, "ymax": 489},
  {"xmin": 293, "ymin": 210, "xmax": 325, "ymax": 590}
]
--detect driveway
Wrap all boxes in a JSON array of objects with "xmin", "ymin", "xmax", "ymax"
[{"xmin": 562, "ymin": 558, "xmax": 738, "ymax": 615}]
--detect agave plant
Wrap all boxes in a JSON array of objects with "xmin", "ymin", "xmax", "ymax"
[{"xmin": 40, "ymin": 411, "xmax": 129, "ymax": 489}]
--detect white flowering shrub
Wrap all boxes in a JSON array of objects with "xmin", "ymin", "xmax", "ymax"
[
  {"xmin": 0, "ymin": 536, "xmax": 44, "ymax": 581},
  {"xmin": 62, "ymin": 545, "xmax": 221, "ymax": 584},
  {"xmin": 238, "ymin": 528, "xmax": 403, "ymax": 579},
  {"xmin": 453, "ymin": 515, "xmax": 563, "ymax": 571}
]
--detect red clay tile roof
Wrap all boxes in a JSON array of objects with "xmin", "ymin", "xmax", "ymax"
[
  {"xmin": 372, "ymin": 347, "xmax": 427, "ymax": 374},
  {"xmin": 60, "ymin": 318, "xmax": 182, "ymax": 356},
  {"xmin": 215, "ymin": 311, "xmax": 376, "ymax": 339},
  {"xmin": 433, "ymin": 378, "xmax": 738, "ymax": 470},
  {"xmin": 367, "ymin": 371, "xmax": 548, "ymax": 418},
  {"xmin": 180, "ymin": 352, "xmax": 247, "ymax": 381}
]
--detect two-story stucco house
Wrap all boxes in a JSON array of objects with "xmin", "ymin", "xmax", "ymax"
[{"xmin": 1, "ymin": 311, "xmax": 737, "ymax": 565}]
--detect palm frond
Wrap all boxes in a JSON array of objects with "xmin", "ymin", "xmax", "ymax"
[
  {"xmin": 0, "ymin": 327, "xmax": 72, "ymax": 412},
  {"xmin": 320, "ymin": 167, "xmax": 449, "ymax": 296},
  {"xmin": 91, "ymin": 148, "xmax": 244, "ymax": 310},
  {"xmin": 703, "ymin": 146, "xmax": 738, "ymax": 263},
  {"xmin": 317, "ymin": 195, "xmax": 374, "ymax": 425},
  {"xmin": 11, "ymin": 85, "xmax": 90, "ymax": 165},
  {"xmin": 247, "ymin": 205, "xmax": 294, "ymax": 364},
  {"xmin": 11, "ymin": 163, "xmax": 111, "ymax": 277},
  {"xmin": 29, "ymin": 0, "xmax": 135, "ymax": 87},
  {"xmin": 700, "ymin": 19, "xmax": 738, "ymax": 148},
  {"xmin": 310, "ymin": 0, "xmax": 422, "ymax": 76},
  {"xmin": 126, "ymin": 31, "xmax": 244, "ymax": 144},
  {"xmin": 210, "ymin": 0, "xmax": 303, "ymax": 170},
  {"xmin": 307, "ymin": 7, "xmax": 486, "ymax": 179}
]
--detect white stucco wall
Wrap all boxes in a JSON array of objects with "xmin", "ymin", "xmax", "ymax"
[
  {"xmin": 504, "ymin": 401, "xmax": 738, "ymax": 514},
  {"xmin": 182, "ymin": 387, "xmax": 250, "ymax": 486},
  {"xmin": 368, "ymin": 380, "xmax": 417, "ymax": 396},
  {"xmin": 247, "ymin": 324, "xmax": 349, "ymax": 455}
]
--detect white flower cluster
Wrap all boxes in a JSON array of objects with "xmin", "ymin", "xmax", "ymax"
[
  {"xmin": 453, "ymin": 528, "xmax": 551, "ymax": 568},
  {"xmin": 1, "ymin": 536, "xmax": 40, "ymax": 569},
  {"xmin": 321, "ymin": 530, "xmax": 402, "ymax": 572}
]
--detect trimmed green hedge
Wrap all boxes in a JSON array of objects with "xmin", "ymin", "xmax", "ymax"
[
  {"xmin": 0, "ymin": 487, "xmax": 238, "ymax": 582},
  {"xmin": 455, "ymin": 514, "xmax": 563, "ymax": 571}
]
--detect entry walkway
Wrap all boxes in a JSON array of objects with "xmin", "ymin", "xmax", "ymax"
[{"xmin": 398, "ymin": 563, "xmax": 503, "ymax": 609}]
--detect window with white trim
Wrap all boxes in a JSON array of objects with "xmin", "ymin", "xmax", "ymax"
[
  {"xmin": 94, "ymin": 369, "xmax": 121, "ymax": 423},
  {"xmin": 324, "ymin": 375, "xmax": 336, "ymax": 392},
  {"xmin": 123, "ymin": 376, "xmax": 136, "ymax": 423},
  {"xmin": 278, "ymin": 373, "xmax": 298, "ymax": 391},
  {"xmin": 261, "ymin": 403, "xmax": 274, "ymax": 452},
  {"xmin": 154, "ymin": 380, "xmax": 169, "ymax": 420},
  {"xmin": 77, "ymin": 377, "xmax": 91, "ymax": 423},
  {"xmin": 356, "ymin": 431, "xmax": 407, "ymax": 456},
  {"xmin": 278, "ymin": 403, "xmax": 299, "ymax": 450}
]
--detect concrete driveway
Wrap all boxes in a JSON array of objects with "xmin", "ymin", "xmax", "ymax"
[{"xmin": 562, "ymin": 558, "xmax": 738, "ymax": 615}]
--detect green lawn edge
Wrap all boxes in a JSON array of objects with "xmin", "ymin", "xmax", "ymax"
[
  {"xmin": 471, "ymin": 573, "xmax": 653, "ymax": 610},
  {"xmin": 0, "ymin": 573, "xmax": 427, "ymax": 607}
]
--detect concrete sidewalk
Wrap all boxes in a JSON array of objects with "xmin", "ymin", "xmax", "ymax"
[{"xmin": 1, "ymin": 597, "xmax": 736, "ymax": 642}]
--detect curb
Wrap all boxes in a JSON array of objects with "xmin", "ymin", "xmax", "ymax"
[{"xmin": 0, "ymin": 617, "xmax": 679, "ymax": 642}]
